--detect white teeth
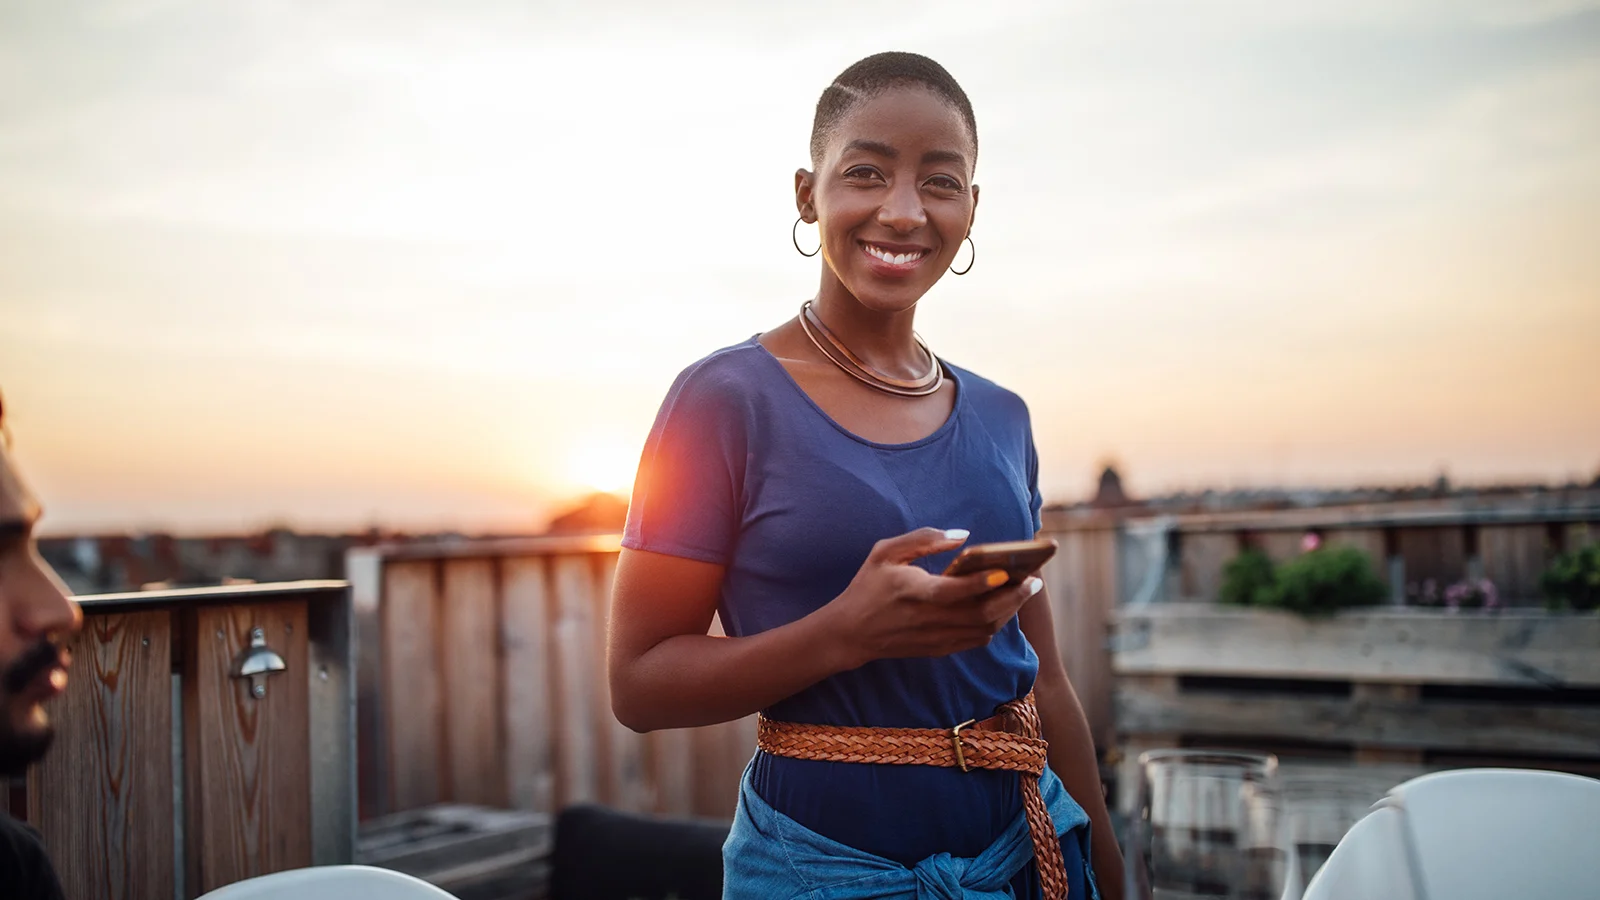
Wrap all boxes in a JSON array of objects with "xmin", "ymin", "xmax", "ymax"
[{"xmin": 866, "ymin": 244, "xmax": 923, "ymax": 265}]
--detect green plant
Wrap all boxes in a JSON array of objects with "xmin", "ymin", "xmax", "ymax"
[
  {"xmin": 1259, "ymin": 547, "xmax": 1386, "ymax": 616},
  {"xmin": 1219, "ymin": 548, "xmax": 1276, "ymax": 607},
  {"xmin": 1541, "ymin": 543, "xmax": 1600, "ymax": 612}
]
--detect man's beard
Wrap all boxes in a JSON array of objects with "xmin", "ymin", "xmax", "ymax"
[
  {"xmin": 0, "ymin": 721, "xmax": 53, "ymax": 778},
  {"xmin": 0, "ymin": 639, "xmax": 63, "ymax": 777}
]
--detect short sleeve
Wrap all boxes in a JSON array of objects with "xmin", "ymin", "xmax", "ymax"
[
  {"xmin": 1025, "ymin": 418, "xmax": 1044, "ymax": 533},
  {"xmin": 622, "ymin": 358, "xmax": 750, "ymax": 565}
]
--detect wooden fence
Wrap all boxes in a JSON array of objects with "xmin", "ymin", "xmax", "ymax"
[
  {"xmin": 348, "ymin": 520, "xmax": 1124, "ymax": 822},
  {"xmin": 350, "ymin": 495, "xmax": 1600, "ymax": 825},
  {"xmin": 1037, "ymin": 515, "xmax": 1121, "ymax": 747},
  {"xmin": 349, "ymin": 536, "xmax": 754, "ymax": 822}
]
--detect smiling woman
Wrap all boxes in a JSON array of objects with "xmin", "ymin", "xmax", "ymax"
[{"xmin": 605, "ymin": 51, "xmax": 1124, "ymax": 900}]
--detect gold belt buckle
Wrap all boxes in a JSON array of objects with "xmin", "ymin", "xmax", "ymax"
[{"xmin": 951, "ymin": 718, "xmax": 978, "ymax": 773}]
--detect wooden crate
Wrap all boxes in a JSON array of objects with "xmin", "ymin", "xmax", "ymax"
[
  {"xmin": 358, "ymin": 804, "xmax": 553, "ymax": 900},
  {"xmin": 1110, "ymin": 606, "xmax": 1600, "ymax": 811}
]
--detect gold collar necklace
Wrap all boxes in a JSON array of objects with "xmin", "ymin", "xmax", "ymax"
[{"xmin": 798, "ymin": 301, "xmax": 944, "ymax": 398}]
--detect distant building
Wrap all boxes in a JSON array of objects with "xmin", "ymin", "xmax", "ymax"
[
  {"xmin": 545, "ymin": 492, "xmax": 630, "ymax": 535},
  {"xmin": 37, "ymin": 528, "xmax": 393, "ymax": 594},
  {"xmin": 1090, "ymin": 465, "xmax": 1135, "ymax": 510},
  {"xmin": 1049, "ymin": 464, "xmax": 1600, "ymax": 520}
]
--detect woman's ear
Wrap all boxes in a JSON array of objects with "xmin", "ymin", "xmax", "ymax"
[
  {"xmin": 968, "ymin": 183, "xmax": 979, "ymax": 234},
  {"xmin": 794, "ymin": 168, "xmax": 817, "ymax": 223}
]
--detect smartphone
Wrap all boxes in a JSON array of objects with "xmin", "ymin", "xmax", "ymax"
[{"xmin": 941, "ymin": 538, "xmax": 1058, "ymax": 586}]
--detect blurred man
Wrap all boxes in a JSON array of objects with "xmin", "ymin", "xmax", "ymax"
[{"xmin": 0, "ymin": 392, "xmax": 81, "ymax": 900}]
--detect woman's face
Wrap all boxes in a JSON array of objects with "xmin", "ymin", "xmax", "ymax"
[{"xmin": 800, "ymin": 85, "xmax": 978, "ymax": 314}]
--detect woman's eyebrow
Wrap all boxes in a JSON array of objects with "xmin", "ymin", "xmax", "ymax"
[
  {"xmin": 921, "ymin": 149, "xmax": 968, "ymax": 168},
  {"xmin": 841, "ymin": 140, "xmax": 968, "ymax": 170},
  {"xmin": 842, "ymin": 139, "xmax": 898, "ymax": 158}
]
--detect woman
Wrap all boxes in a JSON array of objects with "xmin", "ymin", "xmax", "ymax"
[{"xmin": 608, "ymin": 52, "xmax": 1124, "ymax": 899}]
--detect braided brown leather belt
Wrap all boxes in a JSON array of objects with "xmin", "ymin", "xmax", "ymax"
[{"xmin": 756, "ymin": 692, "xmax": 1068, "ymax": 899}]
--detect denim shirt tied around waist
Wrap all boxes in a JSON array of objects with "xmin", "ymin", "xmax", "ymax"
[{"xmin": 722, "ymin": 760, "xmax": 1100, "ymax": 900}]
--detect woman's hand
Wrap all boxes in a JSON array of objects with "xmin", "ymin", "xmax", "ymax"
[{"xmin": 824, "ymin": 527, "xmax": 1044, "ymax": 669}]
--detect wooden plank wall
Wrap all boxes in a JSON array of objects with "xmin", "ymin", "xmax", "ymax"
[
  {"xmin": 1177, "ymin": 532, "xmax": 1238, "ymax": 602},
  {"xmin": 183, "ymin": 600, "xmax": 313, "ymax": 894},
  {"xmin": 369, "ymin": 548, "xmax": 754, "ymax": 822},
  {"xmin": 381, "ymin": 561, "xmax": 444, "ymax": 811},
  {"xmin": 1479, "ymin": 525, "xmax": 1553, "ymax": 600},
  {"xmin": 28, "ymin": 610, "xmax": 174, "ymax": 900},
  {"xmin": 1039, "ymin": 523, "xmax": 1119, "ymax": 749}
]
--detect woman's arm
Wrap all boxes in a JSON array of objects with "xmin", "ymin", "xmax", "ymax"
[
  {"xmin": 1018, "ymin": 582, "xmax": 1126, "ymax": 900},
  {"xmin": 609, "ymin": 529, "xmax": 1040, "ymax": 733},
  {"xmin": 608, "ymin": 548, "xmax": 852, "ymax": 732}
]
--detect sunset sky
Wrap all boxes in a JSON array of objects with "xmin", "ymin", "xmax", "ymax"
[{"xmin": 3, "ymin": 0, "xmax": 1598, "ymax": 535}]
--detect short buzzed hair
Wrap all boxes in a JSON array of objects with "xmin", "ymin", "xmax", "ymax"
[{"xmin": 809, "ymin": 51, "xmax": 978, "ymax": 168}]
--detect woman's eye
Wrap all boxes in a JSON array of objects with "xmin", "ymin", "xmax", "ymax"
[
  {"xmin": 844, "ymin": 166, "xmax": 882, "ymax": 180},
  {"xmin": 927, "ymin": 175, "xmax": 963, "ymax": 190}
]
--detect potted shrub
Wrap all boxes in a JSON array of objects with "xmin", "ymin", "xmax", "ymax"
[
  {"xmin": 1541, "ymin": 543, "xmax": 1600, "ymax": 612},
  {"xmin": 1218, "ymin": 543, "xmax": 1385, "ymax": 616},
  {"xmin": 1218, "ymin": 548, "xmax": 1275, "ymax": 607}
]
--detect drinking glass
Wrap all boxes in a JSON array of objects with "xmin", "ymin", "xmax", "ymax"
[
  {"xmin": 1280, "ymin": 777, "xmax": 1380, "ymax": 886},
  {"xmin": 1125, "ymin": 750, "xmax": 1294, "ymax": 900}
]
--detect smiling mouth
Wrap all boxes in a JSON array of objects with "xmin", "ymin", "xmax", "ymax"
[{"xmin": 860, "ymin": 241, "xmax": 930, "ymax": 267}]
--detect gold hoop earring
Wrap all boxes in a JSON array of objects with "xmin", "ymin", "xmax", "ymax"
[
  {"xmin": 949, "ymin": 235, "xmax": 975, "ymax": 275},
  {"xmin": 792, "ymin": 216, "xmax": 821, "ymax": 257}
]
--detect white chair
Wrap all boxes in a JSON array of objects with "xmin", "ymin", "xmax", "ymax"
[
  {"xmin": 195, "ymin": 865, "xmax": 460, "ymax": 899},
  {"xmin": 1303, "ymin": 767, "xmax": 1600, "ymax": 900},
  {"xmin": 1382, "ymin": 767, "xmax": 1600, "ymax": 900},
  {"xmin": 1298, "ymin": 804, "xmax": 1422, "ymax": 900}
]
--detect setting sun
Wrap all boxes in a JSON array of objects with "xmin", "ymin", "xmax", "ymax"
[{"xmin": 567, "ymin": 436, "xmax": 639, "ymax": 496}]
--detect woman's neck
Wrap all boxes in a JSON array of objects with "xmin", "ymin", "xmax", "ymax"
[{"xmin": 811, "ymin": 283, "xmax": 926, "ymax": 380}]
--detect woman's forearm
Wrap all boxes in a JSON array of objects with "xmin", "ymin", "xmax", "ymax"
[
  {"xmin": 1036, "ymin": 665, "xmax": 1126, "ymax": 900},
  {"xmin": 611, "ymin": 604, "xmax": 853, "ymax": 732}
]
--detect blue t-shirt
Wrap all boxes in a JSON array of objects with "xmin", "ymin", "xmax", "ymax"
[{"xmin": 623, "ymin": 335, "xmax": 1046, "ymax": 866}]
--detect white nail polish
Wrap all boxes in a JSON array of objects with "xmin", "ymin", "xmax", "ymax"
[
  {"xmin": 944, "ymin": 529, "xmax": 970, "ymax": 541},
  {"xmin": 1024, "ymin": 576, "xmax": 1043, "ymax": 597}
]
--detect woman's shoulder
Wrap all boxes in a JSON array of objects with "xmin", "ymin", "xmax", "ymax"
[{"xmin": 653, "ymin": 336, "xmax": 780, "ymax": 422}]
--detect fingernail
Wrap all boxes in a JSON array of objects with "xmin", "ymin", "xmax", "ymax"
[
  {"xmin": 1024, "ymin": 576, "xmax": 1043, "ymax": 597},
  {"xmin": 985, "ymin": 571, "xmax": 1009, "ymax": 588},
  {"xmin": 944, "ymin": 529, "xmax": 970, "ymax": 541}
]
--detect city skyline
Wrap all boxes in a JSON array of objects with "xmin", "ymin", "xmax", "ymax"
[{"xmin": 4, "ymin": 1, "xmax": 1598, "ymax": 534}]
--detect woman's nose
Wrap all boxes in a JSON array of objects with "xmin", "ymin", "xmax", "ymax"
[{"xmin": 876, "ymin": 182, "xmax": 928, "ymax": 233}]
